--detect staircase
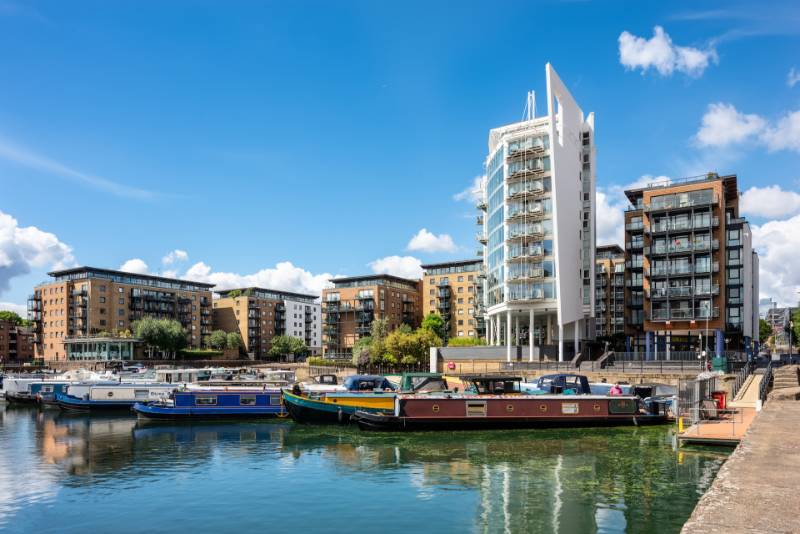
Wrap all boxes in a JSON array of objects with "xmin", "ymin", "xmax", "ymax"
[{"xmin": 772, "ymin": 365, "xmax": 800, "ymax": 390}]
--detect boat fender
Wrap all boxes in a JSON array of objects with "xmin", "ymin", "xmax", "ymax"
[
  {"xmin": 632, "ymin": 416, "xmax": 638, "ymax": 426},
  {"xmin": 337, "ymin": 407, "xmax": 343, "ymax": 423}
]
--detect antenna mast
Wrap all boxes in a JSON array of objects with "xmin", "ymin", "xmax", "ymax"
[{"xmin": 522, "ymin": 90, "xmax": 536, "ymax": 121}]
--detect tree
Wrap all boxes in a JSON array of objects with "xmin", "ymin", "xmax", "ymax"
[
  {"xmin": 132, "ymin": 317, "xmax": 186, "ymax": 358},
  {"xmin": 381, "ymin": 327, "xmax": 442, "ymax": 366},
  {"xmin": 208, "ymin": 330, "xmax": 228, "ymax": 350},
  {"xmin": 351, "ymin": 335, "xmax": 373, "ymax": 365},
  {"xmin": 421, "ymin": 312, "xmax": 447, "ymax": 341},
  {"xmin": 759, "ymin": 319, "xmax": 772, "ymax": 345},
  {"xmin": 790, "ymin": 310, "xmax": 800, "ymax": 347},
  {"xmin": 269, "ymin": 335, "xmax": 307, "ymax": 360},
  {"xmin": 227, "ymin": 289, "xmax": 242, "ymax": 298},
  {"xmin": 0, "ymin": 310, "xmax": 31, "ymax": 326},
  {"xmin": 368, "ymin": 318, "xmax": 390, "ymax": 362},
  {"xmin": 226, "ymin": 332, "xmax": 243, "ymax": 351}
]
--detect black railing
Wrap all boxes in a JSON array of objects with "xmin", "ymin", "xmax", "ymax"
[
  {"xmin": 730, "ymin": 360, "xmax": 755, "ymax": 401},
  {"xmin": 759, "ymin": 361, "xmax": 776, "ymax": 402}
]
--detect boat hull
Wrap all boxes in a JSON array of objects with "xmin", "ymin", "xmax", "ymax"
[
  {"xmin": 4, "ymin": 393, "xmax": 38, "ymax": 405},
  {"xmin": 133, "ymin": 403, "xmax": 286, "ymax": 421},
  {"xmin": 282, "ymin": 390, "xmax": 391, "ymax": 424},
  {"xmin": 55, "ymin": 393, "xmax": 137, "ymax": 412},
  {"xmin": 353, "ymin": 395, "xmax": 669, "ymax": 431}
]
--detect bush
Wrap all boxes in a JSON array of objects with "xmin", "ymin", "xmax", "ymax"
[
  {"xmin": 447, "ymin": 337, "xmax": 487, "ymax": 347},
  {"xmin": 178, "ymin": 349, "xmax": 224, "ymax": 359},
  {"xmin": 307, "ymin": 357, "xmax": 353, "ymax": 367}
]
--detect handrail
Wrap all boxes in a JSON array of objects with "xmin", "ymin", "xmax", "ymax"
[
  {"xmin": 731, "ymin": 360, "xmax": 754, "ymax": 400},
  {"xmin": 759, "ymin": 362, "xmax": 775, "ymax": 402}
]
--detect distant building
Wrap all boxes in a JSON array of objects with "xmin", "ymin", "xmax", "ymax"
[
  {"xmin": 765, "ymin": 306, "xmax": 795, "ymax": 347},
  {"xmin": 322, "ymin": 275, "xmax": 422, "ymax": 358},
  {"xmin": 478, "ymin": 63, "xmax": 596, "ymax": 361},
  {"xmin": 759, "ymin": 297, "xmax": 777, "ymax": 319},
  {"xmin": 0, "ymin": 320, "xmax": 35, "ymax": 364},
  {"xmin": 421, "ymin": 259, "xmax": 485, "ymax": 341},
  {"xmin": 28, "ymin": 267, "xmax": 214, "ymax": 362},
  {"xmin": 623, "ymin": 173, "xmax": 760, "ymax": 356},
  {"xmin": 594, "ymin": 245, "xmax": 625, "ymax": 339},
  {"xmin": 213, "ymin": 288, "xmax": 321, "ymax": 358}
]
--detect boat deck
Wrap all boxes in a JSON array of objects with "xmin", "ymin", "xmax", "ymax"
[{"xmin": 678, "ymin": 407, "xmax": 756, "ymax": 446}]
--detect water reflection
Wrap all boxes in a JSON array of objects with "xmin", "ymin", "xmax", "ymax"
[{"xmin": 1, "ymin": 404, "xmax": 727, "ymax": 534}]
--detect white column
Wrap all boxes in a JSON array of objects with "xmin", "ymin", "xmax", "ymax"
[
  {"xmin": 529, "ymin": 308, "xmax": 535, "ymax": 362},
  {"xmin": 558, "ymin": 322, "xmax": 564, "ymax": 362},
  {"xmin": 666, "ymin": 332, "xmax": 671, "ymax": 361},
  {"xmin": 506, "ymin": 311, "xmax": 512, "ymax": 362},
  {"xmin": 573, "ymin": 319, "xmax": 580, "ymax": 358},
  {"xmin": 547, "ymin": 314, "xmax": 552, "ymax": 344},
  {"xmin": 495, "ymin": 315, "xmax": 501, "ymax": 346},
  {"xmin": 515, "ymin": 316, "xmax": 520, "ymax": 345},
  {"xmin": 488, "ymin": 316, "xmax": 494, "ymax": 345}
]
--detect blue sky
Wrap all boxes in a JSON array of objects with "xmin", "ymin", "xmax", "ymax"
[{"xmin": 1, "ymin": 0, "xmax": 799, "ymax": 310}]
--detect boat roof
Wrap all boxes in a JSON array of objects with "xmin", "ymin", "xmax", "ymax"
[{"xmin": 461, "ymin": 376, "xmax": 523, "ymax": 382}]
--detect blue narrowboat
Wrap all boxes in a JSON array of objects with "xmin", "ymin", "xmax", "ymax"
[
  {"xmin": 56, "ymin": 384, "xmax": 177, "ymax": 412},
  {"xmin": 133, "ymin": 388, "xmax": 286, "ymax": 420}
]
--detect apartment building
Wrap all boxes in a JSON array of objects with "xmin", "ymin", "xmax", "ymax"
[
  {"xmin": 478, "ymin": 63, "xmax": 596, "ymax": 361},
  {"xmin": 623, "ymin": 173, "xmax": 760, "ymax": 356},
  {"xmin": 322, "ymin": 275, "xmax": 422, "ymax": 358},
  {"xmin": 765, "ymin": 306, "xmax": 795, "ymax": 347},
  {"xmin": 0, "ymin": 320, "xmax": 34, "ymax": 363},
  {"xmin": 594, "ymin": 245, "xmax": 625, "ymax": 340},
  {"xmin": 213, "ymin": 288, "xmax": 321, "ymax": 358},
  {"xmin": 421, "ymin": 259, "xmax": 485, "ymax": 341},
  {"xmin": 28, "ymin": 267, "xmax": 214, "ymax": 362}
]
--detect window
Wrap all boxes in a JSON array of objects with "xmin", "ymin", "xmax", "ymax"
[
  {"xmin": 430, "ymin": 278, "xmax": 436, "ymax": 284},
  {"xmin": 195, "ymin": 396, "xmax": 217, "ymax": 405},
  {"xmin": 458, "ymin": 276, "xmax": 464, "ymax": 282},
  {"xmin": 99, "ymin": 297, "xmax": 106, "ymax": 303},
  {"xmin": 119, "ymin": 298, "xmax": 124, "ymax": 305},
  {"xmin": 240, "ymin": 395, "xmax": 257, "ymax": 406},
  {"xmin": 99, "ymin": 285, "xmax": 106, "ymax": 292},
  {"xmin": 118, "ymin": 288, "xmax": 123, "ymax": 293},
  {"xmin": 118, "ymin": 309, "xmax": 124, "ymax": 316},
  {"xmin": 119, "ymin": 321, "xmax": 124, "ymax": 327}
]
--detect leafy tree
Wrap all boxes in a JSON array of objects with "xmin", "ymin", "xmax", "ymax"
[
  {"xmin": 368, "ymin": 318, "xmax": 390, "ymax": 361},
  {"xmin": 208, "ymin": 330, "xmax": 228, "ymax": 350},
  {"xmin": 226, "ymin": 332, "xmax": 243, "ymax": 350},
  {"xmin": 759, "ymin": 319, "xmax": 772, "ymax": 344},
  {"xmin": 132, "ymin": 317, "xmax": 186, "ymax": 358},
  {"xmin": 790, "ymin": 310, "xmax": 800, "ymax": 347},
  {"xmin": 351, "ymin": 335, "xmax": 373, "ymax": 365},
  {"xmin": 269, "ymin": 335, "xmax": 307, "ymax": 360},
  {"xmin": 421, "ymin": 312, "xmax": 447, "ymax": 341},
  {"xmin": 0, "ymin": 310, "xmax": 31, "ymax": 326},
  {"xmin": 447, "ymin": 337, "xmax": 487, "ymax": 347},
  {"xmin": 227, "ymin": 289, "xmax": 242, "ymax": 298},
  {"xmin": 381, "ymin": 327, "xmax": 442, "ymax": 365}
]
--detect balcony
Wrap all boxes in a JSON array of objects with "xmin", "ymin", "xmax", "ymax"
[
  {"xmin": 625, "ymin": 221, "xmax": 644, "ymax": 231},
  {"xmin": 625, "ymin": 259, "xmax": 643, "ymax": 269},
  {"xmin": 650, "ymin": 307, "xmax": 720, "ymax": 321},
  {"xmin": 507, "ymin": 268, "xmax": 544, "ymax": 281},
  {"xmin": 626, "ymin": 241, "xmax": 643, "ymax": 250},
  {"xmin": 506, "ymin": 166, "xmax": 548, "ymax": 183},
  {"xmin": 476, "ymin": 200, "xmax": 487, "ymax": 211},
  {"xmin": 506, "ymin": 183, "xmax": 545, "ymax": 201},
  {"xmin": 694, "ymin": 261, "xmax": 719, "ymax": 274},
  {"xmin": 476, "ymin": 232, "xmax": 488, "ymax": 244},
  {"xmin": 476, "ymin": 215, "xmax": 484, "ymax": 226},
  {"xmin": 507, "ymin": 144, "xmax": 546, "ymax": 160},
  {"xmin": 507, "ymin": 204, "xmax": 546, "ymax": 221},
  {"xmin": 507, "ymin": 247, "xmax": 544, "ymax": 261},
  {"xmin": 644, "ymin": 193, "xmax": 718, "ymax": 213}
]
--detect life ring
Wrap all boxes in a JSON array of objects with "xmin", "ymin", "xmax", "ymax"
[
  {"xmin": 506, "ymin": 404, "xmax": 514, "ymax": 413},
  {"xmin": 539, "ymin": 404, "xmax": 548, "ymax": 413},
  {"xmin": 593, "ymin": 403, "xmax": 601, "ymax": 412},
  {"xmin": 432, "ymin": 404, "xmax": 440, "ymax": 413},
  {"xmin": 447, "ymin": 361, "xmax": 456, "ymax": 370}
]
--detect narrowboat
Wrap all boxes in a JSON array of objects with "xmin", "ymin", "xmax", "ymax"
[
  {"xmin": 352, "ymin": 375, "xmax": 669, "ymax": 431},
  {"xmin": 55, "ymin": 384, "xmax": 177, "ymax": 412},
  {"xmin": 282, "ymin": 373, "xmax": 449, "ymax": 424},
  {"xmin": 132, "ymin": 388, "xmax": 285, "ymax": 420}
]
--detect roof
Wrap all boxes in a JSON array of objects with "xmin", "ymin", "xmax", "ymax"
[
  {"xmin": 47, "ymin": 266, "xmax": 215, "ymax": 289},
  {"xmin": 623, "ymin": 173, "xmax": 738, "ymax": 204},
  {"xmin": 420, "ymin": 258, "xmax": 483, "ymax": 270},
  {"xmin": 596, "ymin": 244, "xmax": 624, "ymax": 255},
  {"xmin": 328, "ymin": 274, "xmax": 420, "ymax": 285},
  {"xmin": 216, "ymin": 287, "xmax": 318, "ymax": 301},
  {"xmin": 461, "ymin": 376, "xmax": 523, "ymax": 382}
]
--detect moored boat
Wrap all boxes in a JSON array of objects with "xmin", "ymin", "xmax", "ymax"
[
  {"xmin": 282, "ymin": 373, "xmax": 449, "ymax": 424},
  {"xmin": 133, "ymin": 388, "xmax": 285, "ymax": 420},
  {"xmin": 352, "ymin": 375, "xmax": 669, "ymax": 431},
  {"xmin": 56, "ymin": 383, "xmax": 177, "ymax": 412}
]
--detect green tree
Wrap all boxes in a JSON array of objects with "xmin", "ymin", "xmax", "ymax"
[
  {"xmin": 790, "ymin": 310, "xmax": 800, "ymax": 347},
  {"xmin": 208, "ymin": 330, "xmax": 228, "ymax": 350},
  {"xmin": 227, "ymin": 289, "xmax": 242, "ymax": 298},
  {"xmin": 0, "ymin": 310, "xmax": 31, "ymax": 326},
  {"xmin": 421, "ymin": 312, "xmax": 447, "ymax": 341},
  {"xmin": 226, "ymin": 332, "xmax": 243, "ymax": 350},
  {"xmin": 351, "ymin": 335, "xmax": 373, "ymax": 365},
  {"xmin": 368, "ymin": 318, "xmax": 390, "ymax": 363},
  {"xmin": 382, "ymin": 327, "xmax": 442, "ymax": 366},
  {"xmin": 759, "ymin": 319, "xmax": 772, "ymax": 344},
  {"xmin": 269, "ymin": 335, "xmax": 307, "ymax": 360},
  {"xmin": 132, "ymin": 317, "xmax": 187, "ymax": 358}
]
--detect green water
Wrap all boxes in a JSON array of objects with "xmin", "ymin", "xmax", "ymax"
[{"xmin": 0, "ymin": 404, "xmax": 727, "ymax": 533}]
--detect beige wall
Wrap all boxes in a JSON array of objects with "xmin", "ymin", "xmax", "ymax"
[
  {"xmin": 421, "ymin": 268, "xmax": 482, "ymax": 340},
  {"xmin": 212, "ymin": 295, "xmax": 281, "ymax": 357}
]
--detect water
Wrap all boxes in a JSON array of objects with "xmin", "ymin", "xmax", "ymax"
[{"xmin": 0, "ymin": 404, "xmax": 727, "ymax": 534}]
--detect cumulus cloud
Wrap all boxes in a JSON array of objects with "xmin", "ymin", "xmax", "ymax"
[
  {"xmin": 161, "ymin": 249, "xmax": 188, "ymax": 265},
  {"xmin": 752, "ymin": 215, "xmax": 800, "ymax": 306},
  {"xmin": 761, "ymin": 110, "xmax": 800, "ymax": 153},
  {"xmin": 406, "ymin": 228, "xmax": 457, "ymax": 253},
  {"xmin": 595, "ymin": 175, "xmax": 672, "ymax": 247},
  {"xmin": 0, "ymin": 210, "xmax": 75, "ymax": 294},
  {"xmin": 618, "ymin": 26, "xmax": 717, "ymax": 77},
  {"xmin": 693, "ymin": 103, "xmax": 800, "ymax": 153},
  {"xmin": 119, "ymin": 258, "xmax": 149, "ymax": 274},
  {"xmin": 368, "ymin": 255, "xmax": 423, "ymax": 280},
  {"xmin": 788, "ymin": 67, "xmax": 800, "ymax": 88},
  {"xmin": 184, "ymin": 261, "xmax": 333, "ymax": 296},
  {"xmin": 740, "ymin": 185, "xmax": 800, "ymax": 218},
  {"xmin": 695, "ymin": 103, "xmax": 767, "ymax": 148},
  {"xmin": 453, "ymin": 175, "xmax": 485, "ymax": 203},
  {"xmin": 0, "ymin": 302, "xmax": 27, "ymax": 315}
]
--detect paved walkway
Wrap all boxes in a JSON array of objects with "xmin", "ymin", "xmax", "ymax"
[{"xmin": 682, "ymin": 391, "xmax": 800, "ymax": 533}]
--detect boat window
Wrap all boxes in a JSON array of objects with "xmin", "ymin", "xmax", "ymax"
[
  {"xmin": 134, "ymin": 389, "xmax": 149, "ymax": 400},
  {"xmin": 269, "ymin": 395, "xmax": 280, "ymax": 405},
  {"xmin": 410, "ymin": 377, "xmax": 448, "ymax": 392},
  {"xmin": 240, "ymin": 395, "xmax": 257, "ymax": 406},
  {"xmin": 195, "ymin": 396, "xmax": 217, "ymax": 405}
]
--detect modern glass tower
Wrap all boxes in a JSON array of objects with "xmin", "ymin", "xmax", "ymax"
[{"xmin": 478, "ymin": 64, "xmax": 596, "ymax": 362}]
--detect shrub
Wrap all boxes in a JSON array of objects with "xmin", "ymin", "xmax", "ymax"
[{"xmin": 447, "ymin": 337, "xmax": 487, "ymax": 347}]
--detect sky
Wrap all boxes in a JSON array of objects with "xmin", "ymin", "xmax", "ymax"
[{"xmin": 1, "ymin": 0, "xmax": 800, "ymax": 313}]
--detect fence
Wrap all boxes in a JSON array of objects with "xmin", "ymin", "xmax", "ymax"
[
  {"xmin": 581, "ymin": 358, "xmax": 706, "ymax": 373},
  {"xmin": 677, "ymin": 375, "xmax": 719, "ymax": 424},
  {"xmin": 357, "ymin": 362, "xmax": 430, "ymax": 375}
]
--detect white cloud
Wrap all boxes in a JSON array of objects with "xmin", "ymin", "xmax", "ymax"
[
  {"xmin": 618, "ymin": 26, "xmax": 717, "ymax": 77},
  {"xmin": 161, "ymin": 249, "xmax": 188, "ymax": 265},
  {"xmin": 119, "ymin": 258, "xmax": 149, "ymax": 275},
  {"xmin": 761, "ymin": 110, "xmax": 800, "ymax": 153},
  {"xmin": 453, "ymin": 175, "xmax": 485, "ymax": 203},
  {"xmin": 596, "ymin": 175, "xmax": 672, "ymax": 247},
  {"xmin": 695, "ymin": 103, "xmax": 767, "ymax": 148},
  {"xmin": 368, "ymin": 255, "xmax": 423, "ymax": 280},
  {"xmin": 0, "ymin": 302, "xmax": 27, "ymax": 315},
  {"xmin": 788, "ymin": 67, "xmax": 800, "ymax": 88},
  {"xmin": 0, "ymin": 210, "xmax": 75, "ymax": 294},
  {"xmin": 406, "ymin": 228, "xmax": 457, "ymax": 253},
  {"xmin": 184, "ymin": 261, "xmax": 333, "ymax": 296},
  {"xmin": 740, "ymin": 185, "xmax": 800, "ymax": 218},
  {"xmin": 0, "ymin": 137, "xmax": 156, "ymax": 200},
  {"xmin": 753, "ymin": 215, "xmax": 800, "ymax": 306}
]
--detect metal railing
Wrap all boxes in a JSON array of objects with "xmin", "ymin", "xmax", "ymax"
[
  {"xmin": 730, "ymin": 360, "xmax": 755, "ymax": 401},
  {"xmin": 759, "ymin": 361, "xmax": 776, "ymax": 402}
]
